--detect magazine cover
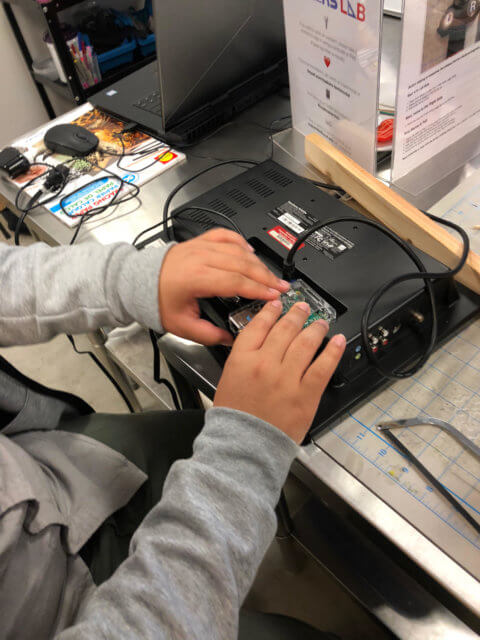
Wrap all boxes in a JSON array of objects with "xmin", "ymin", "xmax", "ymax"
[{"xmin": 12, "ymin": 103, "xmax": 185, "ymax": 227}]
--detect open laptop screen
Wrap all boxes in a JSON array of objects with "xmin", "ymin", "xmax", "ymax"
[{"xmin": 154, "ymin": 0, "xmax": 286, "ymax": 127}]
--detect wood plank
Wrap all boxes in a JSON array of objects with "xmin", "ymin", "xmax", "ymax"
[{"xmin": 305, "ymin": 132, "xmax": 480, "ymax": 295}]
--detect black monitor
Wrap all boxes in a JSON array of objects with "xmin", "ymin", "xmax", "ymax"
[{"xmin": 154, "ymin": 0, "xmax": 287, "ymax": 128}]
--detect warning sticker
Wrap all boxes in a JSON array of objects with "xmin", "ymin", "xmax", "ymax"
[
  {"xmin": 268, "ymin": 226, "xmax": 304, "ymax": 251},
  {"xmin": 269, "ymin": 201, "xmax": 354, "ymax": 260}
]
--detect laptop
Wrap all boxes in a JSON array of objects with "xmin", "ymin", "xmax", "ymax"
[{"xmin": 92, "ymin": 0, "xmax": 287, "ymax": 146}]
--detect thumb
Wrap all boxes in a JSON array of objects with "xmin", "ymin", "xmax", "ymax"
[{"xmin": 178, "ymin": 318, "xmax": 233, "ymax": 346}]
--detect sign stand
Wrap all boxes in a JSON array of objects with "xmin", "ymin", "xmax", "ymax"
[{"xmin": 283, "ymin": 0, "xmax": 384, "ymax": 175}]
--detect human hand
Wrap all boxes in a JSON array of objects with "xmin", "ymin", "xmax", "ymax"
[
  {"xmin": 158, "ymin": 229, "xmax": 290, "ymax": 346},
  {"xmin": 213, "ymin": 301, "xmax": 346, "ymax": 443}
]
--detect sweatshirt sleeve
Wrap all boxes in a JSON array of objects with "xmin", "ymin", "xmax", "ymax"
[
  {"xmin": 0, "ymin": 241, "xmax": 174, "ymax": 346},
  {"xmin": 57, "ymin": 407, "xmax": 300, "ymax": 640}
]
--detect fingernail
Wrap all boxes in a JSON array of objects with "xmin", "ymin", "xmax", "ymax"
[
  {"xmin": 279, "ymin": 279, "xmax": 290, "ymax": 290},
  {"xmin": 248, "ymin": 243, "xmax": 255, "ymax": 253},
  {"xmin": 268, "ymin": 287, "xmax": 280, "ymax": 295},
  {"xmin": 332, "ymin": 334, "xmax": 346, "ymax": 347},
  {"xmin": 316, "ymin": 319, "xmax": 329, "ymax": 330},
  {"xmin": 298, "ymin": 302, "xmax": 310, "ymax": 312},
  {"xmin": 271, "ymin": 300, "xmax": 283, "ymax": 308}
]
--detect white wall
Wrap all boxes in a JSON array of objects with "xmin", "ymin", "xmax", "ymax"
[
  {"xmin": 0, "ymin": 3, "xmax": 75, "ymax": 148},
  {"xmin": 0, "ymin": 6, "xmax": 48, "ymax": 146}
]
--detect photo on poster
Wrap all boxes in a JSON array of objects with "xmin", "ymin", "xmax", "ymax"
[{"xmin": 421, "ymin": 0, "xmax": 480, "ymax": 72}]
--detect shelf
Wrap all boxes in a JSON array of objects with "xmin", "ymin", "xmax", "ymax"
[
  {"xmin": 4, "ymin": 0, "xmax": 157, "ymax": 118},
  {"xmin": 32, "ymin": 71, "xmax": 73, "ymax": 100}
]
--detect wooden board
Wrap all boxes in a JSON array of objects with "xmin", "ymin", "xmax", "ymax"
[{"xmin": 305, "ymin": 132, "xmax": 480, "ymax": 295}]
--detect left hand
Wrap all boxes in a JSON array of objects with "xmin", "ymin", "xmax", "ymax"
[{"xmin": 158, "ymin": 229, "xmax": 290, "ymax": 345}]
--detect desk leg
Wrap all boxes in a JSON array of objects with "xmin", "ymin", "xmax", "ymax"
[
  {"xmin": 86, "ymin": 330, "xmax": 143, "ymax": 413},
  {"xmin": 276, "ymin": 490, "xmax": 294, "ymax": 538},
  {"xmin": 275, "ymin": 490, "xmax": 306, "ymax": 573}
]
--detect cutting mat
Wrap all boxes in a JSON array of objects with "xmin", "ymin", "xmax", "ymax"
[
  {"xmin": 317, "ymin": 173, "xmax": 480, "ymax": 580},
  {"xmin": 431, "ymin": 171, "xmax": 480, "ymax": 254}
]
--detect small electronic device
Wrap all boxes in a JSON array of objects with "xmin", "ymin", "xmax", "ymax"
[
  {"xmin": 168, "ymin": 160, "xmax": 480, "ymax": 436},
  {"xmin": 228, "ymin": 279, "xmax": 337, "ymax": 334},
  {"xmin": 0, "ymin": 146, "xmax": 30, "ymax": 178},
  {"xmin": 44, "ymin": 124, "xmax": 99, "ymax": 157}
]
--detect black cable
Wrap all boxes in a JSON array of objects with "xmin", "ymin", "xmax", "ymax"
[
  {"xmin": 14, "ymin": 164, "xmax": 74, "ymax": 245},
  {"xmin": 0, "ymin": 220, "xmax": 11, "ymax": 240},
  {"xmin": 14, "ymin": 189, "xmax": 42, "ymax": 245},
  {"xmin": 308, "ymin": 179, "xmax": 346, "ymax": 196},
  {"xmin": 132, "ymin": 159, "xmax": 259, "ymax": 247},
  {"xmin": 361, "ymin": 214, "xmax": 469, "ymax": 378},
  {"xmin": 172, "ymin": 206, "xmax": 247, "ymax": 240},
  {"xmin": 66, "ymin": 334, "xmax": 135, "ymax": 413},
  {"xmin": 14, "ymin": 162, "xmax": 73, "ymax": 214},
  {"xmin": 60, "ymin": 160, "xmax": 141, "ymax": 244},
  {"xmin": 148, "ymin": 329, "xmax": 181, "ymax": 411},
  {"xmin": 283, "ymin": 213, "xmax": 469, "ymax": 379},
  {"xmin": 112, "ymin": 134, "xmax": 172, "ymax": 174}
]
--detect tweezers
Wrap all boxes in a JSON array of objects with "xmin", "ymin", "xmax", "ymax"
[
  {"xmin": 378, "ymin": 417, "xmax": 480, "ymax": 461},
  {"xmin": 377, "ymin": 418, "xmax": 480, "ymax": 536}
]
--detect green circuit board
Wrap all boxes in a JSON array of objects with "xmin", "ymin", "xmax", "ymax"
[{"xmin": 229, "ymin": 279, "xmax": 337, "ymax": 334}]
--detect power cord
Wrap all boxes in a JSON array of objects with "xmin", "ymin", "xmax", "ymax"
[
  {"xmin": 14, "ymin": 189, "xmax": 42, "ymax": 245},
  {"xmin": 14, "ymin": 163, "xmax": 73, "ymax": 245},
  {"xmin": 148, "ymin": 329, "xmax": 181, "ymax": 410},
  {"xmin": 283, "ymin": 213, "xmax": 470, "ymax": 379},
  {"xmin": 132, "ymin": 159, "xmax": 259, "ymax": 248},
  {"xmin": 66, "ymin": 334, "xmax": 135, "ymax": 413},
  {"xmin": 59, "ymin": 160, "xmax": 141, "ymax": 245},
  {"xmin": 114, "ymin": 133, "xmax": 172, "ymax": 174}
]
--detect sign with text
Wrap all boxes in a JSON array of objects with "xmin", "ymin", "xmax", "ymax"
[
  {"xmin": 283, "ymin": 0, "xmax": 383, "ymax": 173},
  {"xmin": 392, "ymin": 0, "xmax": 480, "ymax": 183}
]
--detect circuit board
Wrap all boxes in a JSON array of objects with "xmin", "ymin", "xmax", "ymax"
[{"xmin": 228, "ymin": 279, "xmax": 337, "ymax": 334}]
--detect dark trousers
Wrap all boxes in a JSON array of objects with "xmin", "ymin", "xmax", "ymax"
[{"xmin": 62, "ymin": 410, "xmax": 338, "ymax": 640}]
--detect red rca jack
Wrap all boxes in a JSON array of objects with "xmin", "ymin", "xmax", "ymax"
[{"xmin": 378, "ymin": 326, "xmax": 389, "ymax": 347}]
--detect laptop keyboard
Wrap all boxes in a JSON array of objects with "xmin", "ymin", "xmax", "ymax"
[{"xmin": 134, "ymin": 89, "xmax": 163, "ymax": 116}]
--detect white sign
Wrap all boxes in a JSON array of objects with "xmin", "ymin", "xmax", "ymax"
[
  {"xmin": 283, "ymin": 0, "xmax": 383, "ymax": 173},
  {"xmin": 392, "ymin": 0, "xmax": 480, "ymax": 182}
]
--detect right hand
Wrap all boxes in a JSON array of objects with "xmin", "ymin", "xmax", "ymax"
[{"xmin": 214, "ymin": 300, "xmax": 346, "ymax": 443}]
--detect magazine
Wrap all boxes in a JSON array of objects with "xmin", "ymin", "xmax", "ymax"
[{"xmin": 11, "ymin": 103, "xmax": 185, "ymax": 227}]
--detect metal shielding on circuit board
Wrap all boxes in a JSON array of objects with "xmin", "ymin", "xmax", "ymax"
[{"xmin": 228, "ymin": 279, "xmax": 337, "ymax": 334}]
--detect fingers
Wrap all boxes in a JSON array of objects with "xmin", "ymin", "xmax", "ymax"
[
  {"xmin": 302, "ymin": 334, "xmax": 346, "ymax": 395},
  {"xmin": 283, "ymin": 319, "xmax": 330, "ymax": 376},
  {"xmin": 233, "ymin": 300, "xmax": 283, "ymax": 351},
  {"xmin": 174, "ymin": 317, "xmax": 234, "ymax": 346},
  {"xmin": 203, "ymin": 251, "xmax": 288, "ymax": 295},
  {"xmin": 193, "ymin": 267, "xmax": 284, "ymax": 301},
  {"xmin": 260, "ymin": 303, "xmax": 312, "ymax": 361}
]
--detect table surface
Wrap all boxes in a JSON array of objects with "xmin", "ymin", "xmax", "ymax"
[{"xmin": 2, "ymin": 17, "xmax": 480, "ymax": 637}]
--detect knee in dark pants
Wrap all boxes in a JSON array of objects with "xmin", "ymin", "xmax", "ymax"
[{"xmin": 239, "ymin": 610, "xmax": 341, "ymax": 640}]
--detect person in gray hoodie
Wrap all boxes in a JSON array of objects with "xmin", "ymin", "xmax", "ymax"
[{"xmin": 0, "ymin": 228, "xmax": 345, "ymax": 639}]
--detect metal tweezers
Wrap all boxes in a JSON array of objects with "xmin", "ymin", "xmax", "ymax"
[{"xmin": 377, "ymin": 417, "xmax": 480, "ymax": 536}]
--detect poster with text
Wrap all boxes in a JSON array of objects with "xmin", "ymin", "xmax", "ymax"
[
  {"xmin": 283, "ymin": 0, "xmax": 383, "ymax": 174},
  {"xmin": 392, "ymin": 0, "xmax": 480, "ymax": 182}
]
